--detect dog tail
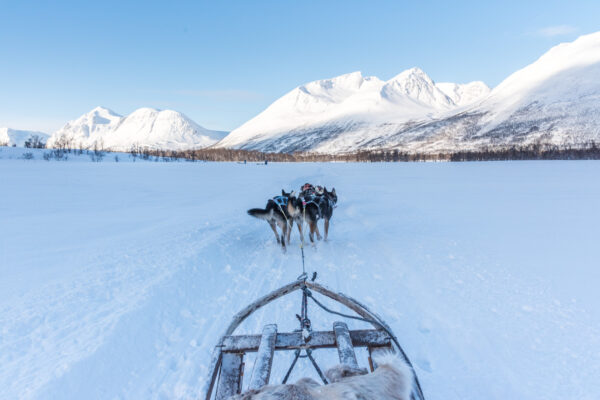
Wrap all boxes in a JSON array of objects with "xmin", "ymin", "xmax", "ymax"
[{"xmin": 247, "ymin": 208, "xmax": 270, "ymax": 220}]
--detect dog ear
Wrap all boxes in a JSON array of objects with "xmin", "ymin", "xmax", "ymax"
[
  {"xmin": 332, "ymin": 188, "xmax": 336, "ymax": 195},
  {"xmin": 291, "ymin": 190, "xmax": 296, "ymax": 198},
  {"xmin": 282, "ymin": 189, "xmax": 285, "ymax": 196}
]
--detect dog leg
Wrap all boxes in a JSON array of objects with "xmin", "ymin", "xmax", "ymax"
[
  {"xmin": 324, "ymin": 218, "xmax": 329, "ymax": 241},
  {"xmin": 308, "ymin": 222, "xmax": 316, "ymax": 244},
  {"xmin": 269, "ymin": 221, "xmax": 280, "ymax": 244},
  {"xmin": 315, "ymin": 223, "xmax": 322, "ymax": 241},
  {"xmin": 277, "ymin": 220, "xmax": 287, "ymax": 250},
  {"xmin": 296, "ymin": 219, "xmax": 305, "ymax": 244},
  {"xmin": 286, "ymin": 220, "xmax": 293, "ymax": 244}
]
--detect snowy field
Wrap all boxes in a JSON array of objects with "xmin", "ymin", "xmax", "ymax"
[{"xmin": 1, "ymin": 148, "xmax": 599, "ymax": 400}]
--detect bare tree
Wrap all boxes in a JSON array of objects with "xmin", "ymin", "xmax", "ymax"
[{"xmin": 24, "ymin": 135, "xmax": 46, "ymax": 149}]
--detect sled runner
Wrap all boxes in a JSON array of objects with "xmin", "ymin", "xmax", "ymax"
[{"xmin": 201, "ymin": 277, "xmax": 425, "ymax": 400}]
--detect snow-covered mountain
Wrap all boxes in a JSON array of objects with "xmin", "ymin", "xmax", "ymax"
[
  {"xmin": 47, "ymin": 107, "xmax": 227, "ymax": 151},
  {"xmin": 217, "ymin": 68, "xmax": 489, "ymax": 152},
  {"xmin": 0, "ymin": 128, "xmax": 49, "ymax": 147},
  {"xmin": 387, "ymin": 31, "xmax": 600, "ymax": 153},
  {"xmin": 46, "ymin": 107, "xmax": 122, "ymax": 149},
  {"xmin": 218, "ymin": 31, "xmax": 600, "ymax": 154}
]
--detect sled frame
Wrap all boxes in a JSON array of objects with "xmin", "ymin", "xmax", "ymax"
[{"xmin": 202, "ymin": 279, "xmax": 423, "ymax": 400}]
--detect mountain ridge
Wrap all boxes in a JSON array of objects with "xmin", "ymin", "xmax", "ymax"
[
  {"xmin": 47, "ymin": 107, "xmax": 227, "ymax": 151},
  {"xmin": 216, "ymin": 67, "xmax": 491, "ymax": 151},
  {"xmin": 217, "ymin": 31, "xmax": 600, "ymax": 154}
]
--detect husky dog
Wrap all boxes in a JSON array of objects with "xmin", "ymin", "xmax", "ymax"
[
  {"xmin": 229, "ymin": 354, "xmax": 412, "ymax": 400},
  {"xmin": 291, "ymin": 187, "xmax": 338, "ymax": 243},
  {"xmin": 247, "ymin": 190, "xmax": 301, "ymax": 249}
]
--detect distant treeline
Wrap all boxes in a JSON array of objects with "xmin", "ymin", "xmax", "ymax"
[
  {"xmin": 132, "ymin": 142, "xmax": 600, "ymax": 162},
  {"xmin": 10, "ymin": 140, "xmax": 600, "ymax": 162}
]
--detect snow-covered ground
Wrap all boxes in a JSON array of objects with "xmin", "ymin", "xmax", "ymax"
[
  {"xmin": 0, "ymin": 147, "xmax": 146, "ymax": 163},
  {"xmin": 1, "ymin": 153, "xmax": 599, "ymax": 400}
]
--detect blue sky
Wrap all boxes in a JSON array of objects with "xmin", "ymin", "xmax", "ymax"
[{"xmin": 1, "ymin": 0, "xmax": 599, "ymax": 133}]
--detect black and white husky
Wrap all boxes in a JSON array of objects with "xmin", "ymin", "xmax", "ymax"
[
  {"xmin": 290, "ymin": 187, "xmax": 338, "ymax": 243},
  {"xmin": 247, "ymin": 190, "xmax": 302, "ymax": 249}
]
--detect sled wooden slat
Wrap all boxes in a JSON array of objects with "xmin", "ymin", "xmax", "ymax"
[
  {"xmin": 248, "ymin": 324, "xmax": 278, "ymax": 390},
  {"xmin": 221, "ymin": 328, "xmax": 390, "ymax": 353},
  {"xmin": 333, "ymin": 321, "xmax": 359, "ymax": 368},
  {"xmin": 215, "ymin": 352, "xmax": 244, "ymax": 400}
]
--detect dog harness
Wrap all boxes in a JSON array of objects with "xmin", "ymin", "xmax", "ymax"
[
  {"xmin": 300, "ymin": 193, "xmax": 335, "ymax": 219},
  {"xmin": 272, "ymin": 195, "xmax": 288, "ymax": 207}
]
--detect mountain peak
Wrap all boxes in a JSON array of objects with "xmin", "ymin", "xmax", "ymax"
[
  {"xmin": 382, "ymin": 67, "xmax": 453, "ymax": 108},
  {"xmin": 88, "ymin": 106, "xmax": 121, "ymax": 117},
  {"xmin": 129, "ymin": 107, "xmax": 160, "ymax": 115},
  {"xmin": 388, "ymin": 67, "xmax": 433, "ymax": 85},
  {"xmin": 47, "ymin": 107, "xmax": 226, "ymax": 150},
  {"xmin": 299, "ymin": 71, "xmax": 365, "ymax": 98}
]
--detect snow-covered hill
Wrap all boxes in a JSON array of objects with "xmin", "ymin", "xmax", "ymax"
[
  {"xmin": 47, "ymin": 107, "xmax": 227, "ymax": 151},
  {"xmin": 218, "ymin": 31, "xmax": 600, "ymax": 154},
  {"xmin": 216, "ymin": 69, "xmax": 489, "ymax": 152},
  {"xmin": 0, "ymin": 128, "xmax": 49, "ymax": 147}
]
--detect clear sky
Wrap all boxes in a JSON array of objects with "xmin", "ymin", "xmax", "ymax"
[{"xmin": 1, "ymin": 0, "xmax": 599, "ymax": 133}]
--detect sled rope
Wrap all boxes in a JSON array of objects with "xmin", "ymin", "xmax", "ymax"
[
  {"xmin": 282, "ymin": 279, "xmax": 330, "ymax": 386},
  {"xmin": 282, "ymin": 348, "xmax": 328, "ymax": 385},
  {"xmin": 274, "ymin": 202, "xmax": 292, "ymax": 237},
  {"xmin": 300, "ymin": 204, "xmax": 306, "ymax": 276}
]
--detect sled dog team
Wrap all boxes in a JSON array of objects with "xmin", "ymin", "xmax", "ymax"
[{"xmin": 247, "ymin": 183, "xmax": 338, "ymax": 249}]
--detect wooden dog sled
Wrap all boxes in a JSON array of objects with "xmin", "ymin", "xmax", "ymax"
[{"xmin": 201, "ymin": 278, "xmax": 425, "ymax": 400}]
